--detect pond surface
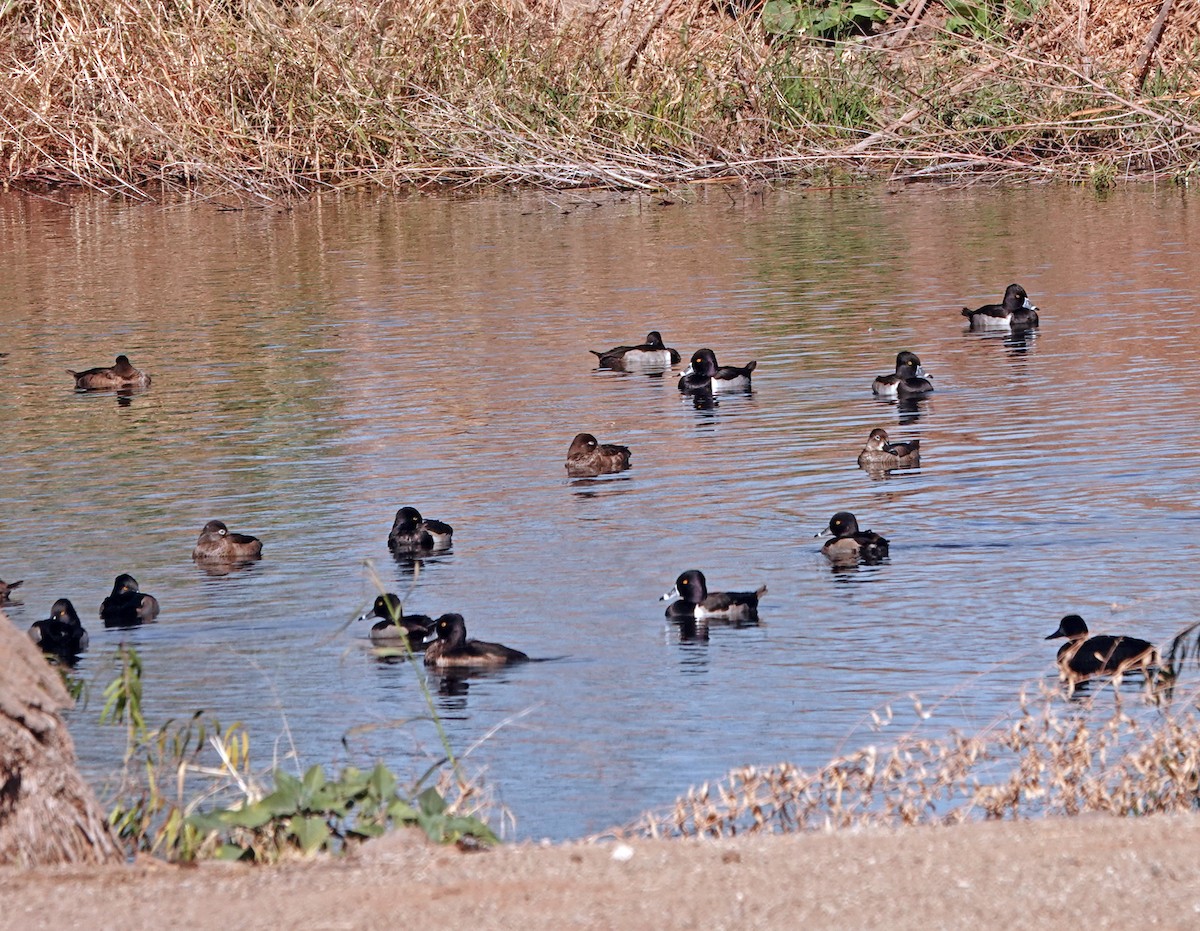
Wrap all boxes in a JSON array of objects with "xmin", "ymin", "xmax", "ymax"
[{"xmin": 1, "ymin": 184, "xmax": 1197, "ymax": 841}]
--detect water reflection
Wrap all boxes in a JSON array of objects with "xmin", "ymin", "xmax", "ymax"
[{"xmin": 3, "ymin": 186, "xmax": 1200, "ymax": 841}]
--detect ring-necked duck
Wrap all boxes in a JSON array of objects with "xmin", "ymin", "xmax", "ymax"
[
  {"xmin": 816, "ymin": 511, "xmax": 890, "ymax": 563},
  {"xmin": 100, "ymin": 574, "xmax": 160, "ymax": 628},
  {"xmin": 423, "ymin": 613, "xmax": 529, "ymax": 667},
  {"xmin": 677, "ymin": 349, "xmax": 756, "ymax": 394},
  {"xmin": 1045, "ymin": 614, "xmax": 1159, "ymax": 696},
  {"xmin": 388, "ymin": 507, "xmax": 454, "ymax": 552},
  {"xmin": 962, "ymin": 284, "xmax": 1040, "ymax": 331},
  {"xmin": 590, "ymin": 331, "xmax": 681, "ymax": 369},
  {"xmin": 660, "ymin": 569, "xmax": 766, "ymax": 620},
  {"xmin": 192, "ymin": 519, "xmax": 263, "ymax": 561},
  {"xmin": 857, "ymin": 428, "xmax": 920, "ymax": 469},
  {"xmin": 872, "ymin": 351, "xmax": 924, "ymax": 396},
  {"xmin": 29, "ymin": 599, "xmax": 89, "ymax": 656},
  {"xmin": 0, "ymin": 578, "xmax": 22, "ymax": 603},
  {"xmin": 357, "ymin": 593, "xmax": 434, "ymax": 649},
  {"xmin": 565, "ymin": 433, "xmax": 632, "ymax": 478},
  {"xmin": 67, "ymin": 354, "xmax": 152, "ymax": 390},
  {"xmin": 873, "ymin": 353, "xmax": 933, "ymax": 400}
]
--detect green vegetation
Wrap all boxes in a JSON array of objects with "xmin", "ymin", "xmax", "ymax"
[
  {"xmin": 99, "ymin": 645, "xmax": 495, "ymax": 862},
  {"xmin": 3, "ymin": 0, "xmax": 1200, "ymax": 194}
]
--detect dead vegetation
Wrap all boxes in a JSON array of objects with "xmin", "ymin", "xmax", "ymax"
[
  {"xmin": 1, "ymin": 0, "xmax": 1198, "ymax": 195},
  {"xmin": 618, "ymin": 677, "xmax": 1200, "ymax": 840}
]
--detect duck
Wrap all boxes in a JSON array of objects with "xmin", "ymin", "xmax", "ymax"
[
  {"xmin": 857, "ymin": 428, "xmax": 920, "ymax": 469},
  {"xmin": 388, "ymin": 507, "xmax": 454, "ymax": 552},
  {"xmin": 67, "ymin": 354, "xmax": 152, "ymax": 390},
  {"xmin": 873, "ymin": 353, "xmax": 934, "ymax": 400},
  {"xmin": 565, "ymin": 433, "xmax": 632, "ymax": 478},
  {"xmin": 660, "ymin": 569, "xmax": 766, "ymax": 620},
  {"xmin": 962, "ymin": 283, "xmax": 1040, "ymax": 331},
  {"xmin": 677, "ymin": 348, "xmax": 756, "ymax": 394},
  {"xmin": 192, "ymin": 519, "xmax": 263, "ymax": 561},
  {"xmin": 872, "ymin": 351, "xmax": 923, "ymax": 396},
  {"xmin": 0, "ymin": 578, "xmax": 23, "ymax": 603},
  {"xmin": 590, "ymin": 331, "xmax": 681, "ymax": 369},
  {"xmin": 28, "ymin": 599, "xmax": 89, "ymax": 656},
  {"xmin": 423, "ymin": 614, "xmax": 529, "ymax": 667},
  {"xmin": 1045, "ymin": 614, "xmax": 1159, "ymax": 696},
  {"xmin": 816, "ymin": 511, "xmax": 890, "ymax": 563},
  {"xmin": 356, "ymin": 593, "xmax": 433, "ymax": 649},
  {"xmin": 99, "ymin": 574, "xmax": 160, "ymax": 628}
]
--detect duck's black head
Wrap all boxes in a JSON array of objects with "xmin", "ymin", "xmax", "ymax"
[
  {"xmin": 50, "ymin": 598, "xmax": 82, "ymax": 626},
  {"xmin": 1046, "ymin": 614, "xmax": 1089, "ymax": 641},
  {"xmin": 433, "ymin": 613, "xmax": 468, "ymax": 647},
  {"xmin": 392, "ymin": 507, "xmax": 424, "ymax": 532},
  {"xmin": 111, "ymin": 573, "xmax": 139, "ymax": 596}
]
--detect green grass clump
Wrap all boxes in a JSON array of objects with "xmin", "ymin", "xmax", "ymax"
[{"xmin": 99, "ymin": 644, "xmax": 495, "ymax": 862}]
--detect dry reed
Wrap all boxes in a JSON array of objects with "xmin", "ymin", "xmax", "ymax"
[
  {"xmin": 4, "ymin": 0, "xmax": 1200, "ymax": 195},
  {"xmin": 617, "ymin": 675, "xmax": 1200, "ymax": 840}
]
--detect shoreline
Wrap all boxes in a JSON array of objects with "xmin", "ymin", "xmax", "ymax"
[{"xmin": 4, "ymin": 813, "xmax": 1199, "ymax": 928}]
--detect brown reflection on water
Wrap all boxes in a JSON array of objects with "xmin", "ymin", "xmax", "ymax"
[{"xmin": 1, "ymin": 186, "xmax": 1199, "ymax": 840}]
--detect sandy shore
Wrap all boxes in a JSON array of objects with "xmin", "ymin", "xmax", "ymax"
[{"xmin": 3, "ymin": 813, "xmax": 1199, "ymax": 929}]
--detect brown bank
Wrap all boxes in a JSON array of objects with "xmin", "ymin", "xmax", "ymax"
[{"xmin": 4, "ymin": 813, "xmax": 1200, "ymax": 929}]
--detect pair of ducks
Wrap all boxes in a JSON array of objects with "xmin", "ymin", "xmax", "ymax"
[
  {"xmin": 656, "ymin": 514, "xmax": 889, "ymax": 620},
  {"xmin": 27, "ymin": 574, "xmax": 160, "ymax": 658},
  {"xmin": 590, "ymin": 331, "xmax": 756, "ymax": 395},
  {"xmin": 357, "ymin": 595, "xmax": 527, "ymax": 666},
  {"xmin": 872, "ymin": 284, "xmax": 1043, "ymax": 399}
]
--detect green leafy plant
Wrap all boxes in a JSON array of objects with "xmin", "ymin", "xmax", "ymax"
[
  {"xmin": 99, "ymin": 644, "xmax": 497, "ymax": 863},
  {"xmin": 762, "ymin": 0, "xmax": 890, "ymax": 40},
  {"xmin": 187, "ymin": 764, "xmax": 496, "ymax": 861}
]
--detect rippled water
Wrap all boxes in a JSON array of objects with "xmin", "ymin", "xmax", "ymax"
[{"xmin": 0, "ymin": 186, "xmax": 1197, "ymax": 840}]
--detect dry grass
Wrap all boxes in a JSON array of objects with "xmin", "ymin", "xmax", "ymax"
[
  {"xmin": 3, "ymin": 0, "xmax": 1200, "ymax": 195},
  {"xmin": 618, "ymin": 675, "xmax": 1200, "ymax": 840}
]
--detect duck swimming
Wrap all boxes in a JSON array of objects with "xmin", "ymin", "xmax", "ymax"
[
  {"xmin": 565, "ymin": 433, "xmax": 632, "ymax": 478},
  {"xmin": 29, "ymin": 599, "xmax": 89, "ymax": 657},
  {"xmin": 677, "ymin": 348, "xmax": 756, "ymax": 394},
  {"xmin": 192, "ymin": 520, "xmax": 263, "ymax": 561},
  {"xmin": 357, "ymin": 593, "xmax": 433, "ymax": 649},
  {"xmin": 1045, "ymin": 614, "xmax": 1159, "ymax": 696},
  {"xmin": 0, "ymin": 578, "xmax": 23, "ymax": 603},
  {"xmin": 100, "ymin": 573, "xmax": 161, "ymax": 628},
  {"xmin": 816, "ymin": 511, "xmax": 890, "ymax": 563},
  {"xmin": 388, "ymin": 507, "xmax": 454, "ymax": 552},
  {"xmin": 872, "ymin": 351, "xmax": 926, "ymax": 397},
  {"xmin": 68, "ymin": 354, "xmax": 152, "ymax": 390},
  {"xmin": 424, "ymin": 613, "xmax": 528, "ymax": 668},
  {"xmin": 590, "ymin": 331, "xmax": 681, "ymax": 369},
  {"xmin": 660, "ymin": 569, "xmax": 766, "ymax": 621},
  {"xmin": 962, "ymin": 284, "xmax": 1040, "ymax": 331},
  {"xmin": 857, "ymin": 428, "xmax": 920, "ymax": 470}
]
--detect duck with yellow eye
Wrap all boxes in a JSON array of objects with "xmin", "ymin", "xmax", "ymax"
[{"xmin": 424, "ymin": 614, "xmax": 528, "ymax": 668}]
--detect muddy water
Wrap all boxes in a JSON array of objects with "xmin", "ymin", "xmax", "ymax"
[{"xmin": 0, "ymin": 186, "xmax": 1197, "ymax": 840}]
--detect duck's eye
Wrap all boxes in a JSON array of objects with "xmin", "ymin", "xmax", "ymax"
[{"xmin": 218, "ymin": 527, "xmax": 227, "ymax": 536}]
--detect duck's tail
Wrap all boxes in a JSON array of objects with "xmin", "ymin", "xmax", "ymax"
[
  {"xmin": 755, "ymin": 584, "xmax": 768, "ymax": 598},
  {"xmin": 960, "ymin": 307, "xmax": 973, "ymax": 318},
  {"xmin": 745, "ymin": 361, "xmax": 758, "ymax": 373}
]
